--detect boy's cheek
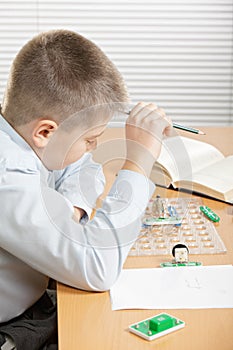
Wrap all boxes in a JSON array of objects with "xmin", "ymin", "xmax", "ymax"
[
  {"xmin": 42, "ymin": 135, "xmax": 87, "ymax": 169},
  {"xmin": 63, "ymin": 144, "xmax": 86, "ymax": 167}
]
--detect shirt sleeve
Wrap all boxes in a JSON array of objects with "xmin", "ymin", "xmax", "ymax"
[
  {"xmin": 53, "ymin": 153, "xmax": 105, "ymax": 218},
  {"xmin": 0, "ymin": 164, "xmax": 155, "ymax": 292}
]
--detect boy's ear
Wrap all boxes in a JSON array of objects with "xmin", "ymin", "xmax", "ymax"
[{"xmin": 32, "ymin": 120, "xmax": 58, "ymax": 148}]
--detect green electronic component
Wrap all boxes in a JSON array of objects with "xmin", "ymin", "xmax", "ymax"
[
  {"xmin": 150, "ymin": 314, "xmax": 174, "ymax": 331},
  {"xmin": 160, "ymin": 262, "xmax": 202, "ymax": 267},
  {"xmin": 129, "ymin": 313, "xmax": 185, "ymax": 341},
  {"xmin": 200, "ymin": 206, "xmax": 220, "ymax": 222},
  {"xmin": 143, "ymin": 216, "xmax": 182, "ymax": 226}
]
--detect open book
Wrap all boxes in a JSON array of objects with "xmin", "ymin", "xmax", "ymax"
[{"xmin": 150, "ymin": 136, "xmax": 233, "ymax": 203}]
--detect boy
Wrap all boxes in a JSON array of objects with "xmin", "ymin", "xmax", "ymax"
[{"xmin": 0, "ymin": 30, "xmax": 172, "ymax": 349}]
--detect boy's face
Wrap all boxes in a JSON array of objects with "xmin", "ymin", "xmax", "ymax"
[
  {"xmin": 42, "ymin": 124, "xmax": 107, "ymax": 170},
  {"xmin": 63, "ymin": 125, "xmax": 106, "ymax": 167}
]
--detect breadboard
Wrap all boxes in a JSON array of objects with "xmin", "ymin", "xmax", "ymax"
[{"xmin": 129, "ymin": 198, "xmax": 226, "ymax": 256}]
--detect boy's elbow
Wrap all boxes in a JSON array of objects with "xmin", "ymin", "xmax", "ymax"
[
  {"xmin": 83, "ymin": 255, "xmax": 122, "ymax": 292},
  {"xmin": 85, "ymin": 271, "xmax": 119, "ymax": 292},
  {"xmin": 62, "ymin": 271, "xmax": 117, "ymax": 293}
]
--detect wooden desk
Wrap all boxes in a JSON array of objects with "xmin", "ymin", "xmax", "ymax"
[{"xmin": 57, "ymin": 127, "xmax": 233, "ymax": 350}]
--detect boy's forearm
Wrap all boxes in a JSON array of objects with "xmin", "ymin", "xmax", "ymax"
[
  {"xmin": 121, "ymin": 159, "xmax": 154, "ymax": 178},
  {"xmin": 123, "ymin": 102, "xmax": 172, "ymax": 178}
]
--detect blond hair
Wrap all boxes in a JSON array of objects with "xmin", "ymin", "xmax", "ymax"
[{"xmin": 1, "ymin": 30, "xmax": 128, "ymax": 126}]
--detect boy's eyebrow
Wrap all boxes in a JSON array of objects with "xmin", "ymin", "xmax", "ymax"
[{"xmin": 85, "ymin": 130, "xmax": 105, "ymax": 139}]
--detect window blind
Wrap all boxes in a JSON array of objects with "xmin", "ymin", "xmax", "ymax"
[{"xmin": 0, "ymin": 0, "xmax": 232, "ymax": 126}]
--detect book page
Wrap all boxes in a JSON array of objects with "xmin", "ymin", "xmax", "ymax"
[
  {"xmin": 176, "ymin": 156, "xmax": 233, "ymax": 202},
  {"xmin": 156, "ymin": 136, "xmax": 224, "ymax": 183}
]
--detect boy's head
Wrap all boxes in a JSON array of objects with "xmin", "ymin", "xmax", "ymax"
[
  {"xmin": 2, "ymin": 29, "xmax": 128, "ymax": 126},
  {"xmin": 1, "ymin": 30, "xmax": 129, "ymax": 169}
]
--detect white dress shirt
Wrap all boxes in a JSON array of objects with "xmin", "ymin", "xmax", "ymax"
[{"xmin": 0, "ymin": 115, "xmax": 155, "ymax": 322}]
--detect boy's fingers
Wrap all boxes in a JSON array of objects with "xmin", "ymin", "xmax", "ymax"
[
  {"xmin": 129, "ymin": 102, "xmax": 147, "ymax": 116},
  {"xmin": 129, "ymin": 102, "xmax": 159, "ymax": 118},
  {"xmin": 134, "ymin": 103, "xmax": 159, "ymax": 118},
  {"xmin": 127, "ymin": 102, "xmax": 173, "ymax": 137},
  {"xmin": 140, "ymin": 107, "xmax": 167, "ymax": 122},
  {"xmin": 128, "ymin": 103, "xmax": 161, "ymax": 124},
  {"xmin": 155, "ymin": 107, "xmax": 166, "ymax": 119}
]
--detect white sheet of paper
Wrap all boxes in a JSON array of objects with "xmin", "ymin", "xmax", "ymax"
[{"xmin": 110, "ymin": 265, "xmax": 233, "ymax": 310}]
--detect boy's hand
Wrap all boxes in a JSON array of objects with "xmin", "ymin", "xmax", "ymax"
[
  {"xmin": 122, "ymin": 102, "xmax": 173, "ymax": 177},
  {"xmin": 73, "ymin": 207, "xmax": 86, "ymax": 222}
]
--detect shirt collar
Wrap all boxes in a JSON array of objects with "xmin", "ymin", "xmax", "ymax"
[
  {"xmin": 0, "ymin": 114, "xmax": 34, "ymax": 152},
  {"xmin": 0, "ymin": 114, "xmax": 54, "ymax": 181}
]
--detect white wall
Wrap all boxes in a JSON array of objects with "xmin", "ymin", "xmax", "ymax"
[{"xmin": 0, "ymin": 0, "xmax": 232, "ymax": 125}]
